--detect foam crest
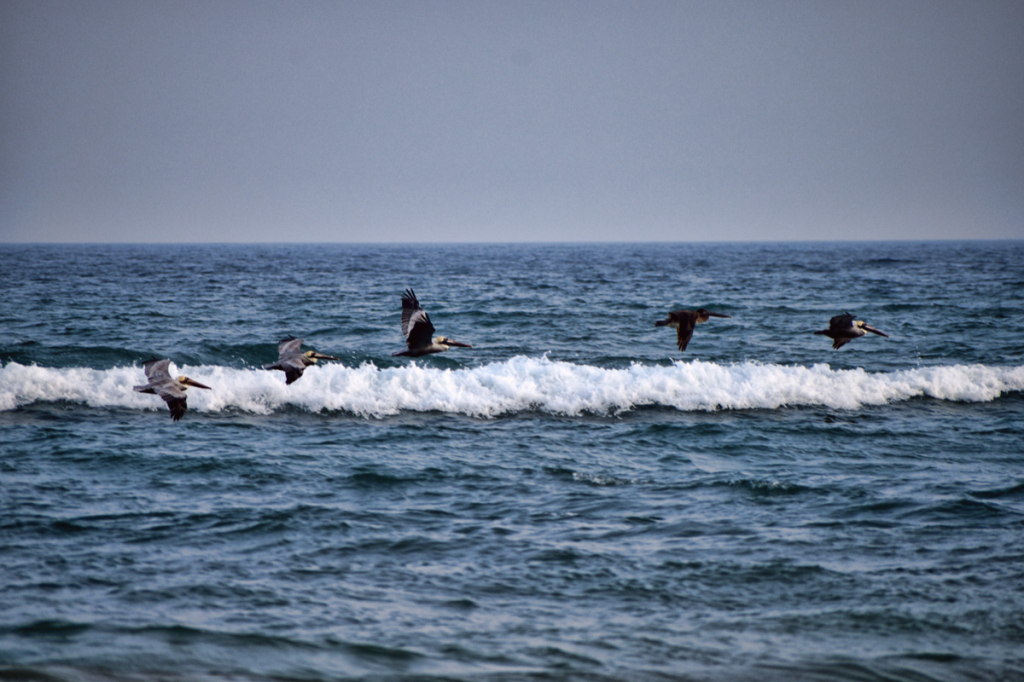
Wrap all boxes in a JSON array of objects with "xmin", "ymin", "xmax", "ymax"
[{"xmin": 1, "ymin": 358, "xmax": 1022, "ymax": 418}]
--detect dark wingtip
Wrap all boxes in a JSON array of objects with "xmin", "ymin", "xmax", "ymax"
[{"xmin": 168, "ymin": 401, "xmax": 186, "ymax": 421}]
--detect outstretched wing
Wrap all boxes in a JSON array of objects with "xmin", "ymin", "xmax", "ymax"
[
  {"xmin": 142, "ymin": 358, "xmax": 173, "ymax": 382},
  {"xmin": 264, "ymin": 350, "xmax": 310, "ymax": 384},
  {"xmin": 401, "ymin": 289, "xmax": 435, "ymax": 350},
  {"xmin": 829, "ymin": 313, "xmax": 855, "ymax": 331},
  {"xmin": 280, "ymin": 354, "xmax": 310, "ymax": 384},
  {"xmin": 673, "ymin": 311, "xmax": 697, "ymax": 352},
  {"xmin": 277, "ymin": 336, "xmax": 304, "ymax": 359},
  {"xmin": 282, "ymin": 365, "xmax": 305, "ymax": 385},
  {"xmin": 155, "ymin": 384, "xmax": 188, "ymax": 421}
]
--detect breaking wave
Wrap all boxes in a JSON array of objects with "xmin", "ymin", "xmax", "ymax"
[{"xmin": 1, "ymin": 357, "xmax": 1022, "ymax": 418}]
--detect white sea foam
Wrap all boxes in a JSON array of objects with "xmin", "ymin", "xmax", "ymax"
[{"xmin": 1, "ymin": 357, "xmax": 1022, "ymax": 418}]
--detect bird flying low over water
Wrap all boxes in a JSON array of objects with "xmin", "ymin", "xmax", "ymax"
[
  {"xmin": 392, "ymin": 289, "xmax": 473, "ymax": 358},
  {"xmin": 132, "ymin": 358, "xmax": 211, "ymax": 421},
  {"xmin": 815, "ymin": 313, "xmax": 889, "ymax": 349},
  {"xmin": 264, "ymin": 336, "xmax": 340, "ymax": 384},
  {"xmin": 655, "ymin": 308, "xmax": 732, "ymax": 352}
]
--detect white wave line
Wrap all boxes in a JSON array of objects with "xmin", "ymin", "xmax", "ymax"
[{"xmin": 1, "ymin": 358, "xmax": 1023, "ymax": 417}]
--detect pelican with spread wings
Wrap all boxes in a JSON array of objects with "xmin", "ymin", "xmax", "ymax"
[
  {"xmin": 392, "ymin": 289, "xmax": 473, "ymax": 358},
  {"xmin": 132, "ymin": 358, "xmax": 211, "ymax": 421},
  {"xmin": 815, "ymin": 313, "xmax": 889, "ymax": 349},
  {"xmin": 655, "ymin": 308, "xmax": 731, "ymax": 352},
  {"xmin": 264, "ymin": 336, "xmax": 340, "ymax": 384}
]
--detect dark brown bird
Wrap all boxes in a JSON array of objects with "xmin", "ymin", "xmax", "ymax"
[
  {"xmin": 392, "ymin": 289, "xmax": 473, "ymax": 358},
  {"xmin": 655, "ymin": 308, "xmax": 731, "ymax": 352},
  {"xmin": 815, "ymin": 313, "xmax": 889, "ymax": 350},
  {"xmin": 132, "ymin": 358, "xmax": 211, "ymax": 421},
  {"xmin": 264, "ymin": 337, "xmax": 340, "ymax": 384}
]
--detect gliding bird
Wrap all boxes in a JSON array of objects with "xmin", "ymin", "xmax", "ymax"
[
  {"xmin": 133, "ymin": 358, "xmax": 211, "ymax": 421},
  {"xmin": 815, "ymin": 313, "xmax": 889, "ymax": 349},
  {"xmin": 392, "ymin": 289, "xmax": 473, "ymax": 357},
  {"xmin": 264, "ymin": 336, "xmax": 340, "ymax": 384},
  {"xmin": 655, "ymin": 308, "xmax": 732, "ymax": 352}
]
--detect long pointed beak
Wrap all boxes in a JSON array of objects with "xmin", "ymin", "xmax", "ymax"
[
  {"xmin": 862, "ymin": 324, "xmax": 889, "ymax": 338},
  {"xmin": 706, "ymin": 311, "xmax": 732, "ymax": 318},
  {"xmin": 184, "ymin": 378, "xmax": 212, "ymax": 390},
  {"xmin": 447, "ymin": 340, "xmax": 473, "ymax": 348},
  {"xmin": 311, "ymin": 352, "xmax": 340, "ymax": 360}
]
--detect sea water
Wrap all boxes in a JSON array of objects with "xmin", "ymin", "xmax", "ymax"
[{"xmin": 1, "ymin": 241, "xmax": 1022, "ymax": 681}]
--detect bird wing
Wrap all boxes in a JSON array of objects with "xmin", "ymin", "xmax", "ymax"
[
  {"xmin": 155, "ymin": 384, "xmax": 188, "ymax": 421},
  {"xmin": 406, "ymin": 312, "xmax": 436, "ymax": 350},
  {"xmin": 401, "ymin": 289, "xmax": 436, "ymax": 349},
  {"xmin": 832, "ymin": 337, "xmax": 851, "ymax": 350},
  {"xmin": 400, "ymin": 290, "xmax": 424, "ymax": 334},
  {"xmin": 673, "ymin": 311, "xmax": 697, "ymax": 351},
  {"xmin": 282, "ymin": 365, "xmax": 305, "ymax": 385},
  {"xmin": 277, "ymin": 336, "xmax": 304, "ymax": 359},
  {"xmin": 264, "ymin": 353, "xmax": 310, "ymax": 383},
  {"xmin": 829, "ymin": 313, "xmax": 855, "ymax": 331},
  {"xmin": 142, "ymin": 358, "xmax": 173, "ymax": 382},
  {"xmin": 281, "ymin": 355, "xmax": 310, "ymax": 384}
]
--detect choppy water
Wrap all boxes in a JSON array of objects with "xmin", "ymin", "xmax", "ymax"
[{"xmin": 2, "ymin": 241, "xmax": 1023, "ymax": 682}]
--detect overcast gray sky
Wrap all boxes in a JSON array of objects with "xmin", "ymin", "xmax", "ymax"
[{"xmin": 2, "ymin": 0, "xmax": 1022, "ymax": 243}]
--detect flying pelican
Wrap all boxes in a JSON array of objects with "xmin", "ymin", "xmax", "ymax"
[
  {"xmin": 392, "ymin": 288, "xmax": 473, "ymax": 357},
  {"xmin": 815, "ymin": 312, "xmax": 889, "ymax": 349},
  {"xmin": 655, "ymin": 308, "xmax": 731, "ymax": 352},
  {"xmin": 264, "ymin": 336, "xmax": 340, "ymax": 384},
  {"xmin": 132, "ymin": 358, "xmax": 211, "ymax": 421}
]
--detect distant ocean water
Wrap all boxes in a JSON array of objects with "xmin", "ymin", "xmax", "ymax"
[{"xmin": 1, "ymin": 241, "xmax": 1023, "ymax": 682}]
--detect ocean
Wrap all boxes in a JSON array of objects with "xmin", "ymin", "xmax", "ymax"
[{"xmin": 1, "ymin": 241, "xmax": 1023, "ymax": 682}]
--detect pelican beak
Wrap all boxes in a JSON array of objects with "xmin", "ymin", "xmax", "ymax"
[
  {"xmin": 311, "ymin": 352, "xmax": 340, "ymax": 361},
  {"xmin": 861, "ymin": 324, "xmax": 889, "ymax": 338},
  {"xmin": 184, "ymin": 378, "xmax": 212, "ymax": 390},
  {"xmin": 447, "ymin": 339, "xmax": 473, "ymax": 348},
  {"xmin": 706, "ymin": 311, "xmax": 732, "ymax": 318}
]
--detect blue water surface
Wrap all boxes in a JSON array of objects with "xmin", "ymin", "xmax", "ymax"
[{"xmin": 1, "ymin": 241, "xmax": 1023, "ymax": 682}]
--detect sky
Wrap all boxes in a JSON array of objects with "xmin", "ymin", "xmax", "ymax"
[{"xmin": 1, "ymin": 1, "xmax": 1022, "ymax": 243}]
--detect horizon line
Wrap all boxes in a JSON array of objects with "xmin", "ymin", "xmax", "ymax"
[{"xmin": 2, "ymin": 237, "xmax": 1021, "ymax": 247}]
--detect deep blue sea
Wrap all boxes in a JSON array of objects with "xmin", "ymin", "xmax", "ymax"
[{"xmin": 2, "ymin": 241, "xmax": 1023, "ymax": 682}]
